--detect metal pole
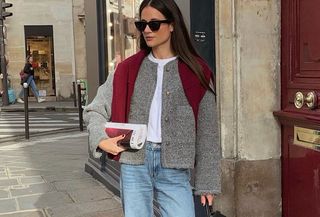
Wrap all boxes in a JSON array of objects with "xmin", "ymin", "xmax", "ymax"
[
  {"xmin": 23, "ymin": 82, "xmax": 29, "ymax": 139},
  {"xmin": 0, "ymin": 17, "xmax": 9, "ymax": 105},
  {"xmin": 73, "ymin": 81, "xmax": 77, "ymax": 107},
  {"xmin": 77, "ymin": 82, "xmax": 83, "ymax": 131}
]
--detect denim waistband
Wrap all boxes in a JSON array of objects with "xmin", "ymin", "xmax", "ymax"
[{"xmin": 145, "ymin": 141, "xmax": 161, "ymax": 150}]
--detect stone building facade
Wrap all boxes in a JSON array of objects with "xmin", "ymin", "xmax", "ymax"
[
  {"xmin": 3, "ymin": 0, "xmax": 86, "ymax": 100},
  {"xmin": 215, "ymin": 1, "xmax": 281, "ymax": 216},
  {"xmin": 3, "ymin": 0, "xmax": 284, "ymax": 216}
]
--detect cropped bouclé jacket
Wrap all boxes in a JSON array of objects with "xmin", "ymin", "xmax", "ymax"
[{"xmin": 83, "ymin": 51, "xmax": 221, "ymax": 195}]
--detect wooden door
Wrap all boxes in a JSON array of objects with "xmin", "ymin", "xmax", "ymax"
[{"xmin": 274, "ymin": 1, "xmax": 320, "ymax": 216}]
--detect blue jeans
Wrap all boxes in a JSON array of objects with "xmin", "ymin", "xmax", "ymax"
[
  {"xmin": 120, "ymin": 142, "xmax": 195, "ymax": 217},
  {"xmin": 19, "ymin": 75, "xmax": 39, "ymax": 99}
]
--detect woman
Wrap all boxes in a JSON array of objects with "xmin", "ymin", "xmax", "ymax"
[
  {"xmin": 17, "ymin": 55, "xmax": 45, "ymax": 103},
  {"xmin": 83, "ymin": 0, "xmax": 221, "ymax": 216}
]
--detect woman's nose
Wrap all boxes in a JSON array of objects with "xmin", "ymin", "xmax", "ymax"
[{"xmin": 143, "ymin": 24, "xmax": 152, "ymax": 33}]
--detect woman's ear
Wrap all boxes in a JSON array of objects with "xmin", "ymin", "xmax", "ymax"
[{"xmin": 169, "ymin": 23, "xmax": 174, "ymax": 32}]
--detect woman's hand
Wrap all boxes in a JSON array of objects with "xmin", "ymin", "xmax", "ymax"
[
  {"xmin": 201, "ymin": 194, "xmax": 214, "ymax": 206},
  {"xmin": 98, "ymin": 134, "xmax": 127, "ymax": 155}
]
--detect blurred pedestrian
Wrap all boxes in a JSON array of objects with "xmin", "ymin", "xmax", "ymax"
[
  {"xmin": 17, "ymin": 55, "xmax": 45, "ymax": 103},
  {"xmin": 84, "ymin": 0, "xmax": 221, "ymax": 216}
]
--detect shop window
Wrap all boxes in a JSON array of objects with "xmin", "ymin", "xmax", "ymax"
[
  {"xmin": 26, "ymin": 36, "xmax": 54, "ymax": 96},
  {"xmin": 24, "ymin": 25, "xmax": 55, "ymax": 97},
  {"xmin": 105, "ymin": 0, "xmax": 142, "ymax": 73}
]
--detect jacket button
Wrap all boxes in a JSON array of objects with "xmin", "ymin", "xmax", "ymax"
[
  {"xmin": 166, "ymin": 91, "xmax": 170, "ymax": 96},
  {"xmin": 165, "ymin": 67, "xmax": 170, "ymax": 72},
  {"xmin": 166, "ymin": 142, "xmax": 170, "ymax": 146},
  {"xmin": 165, "ymin": 117, "xmax": 169, "ymax": 122}
]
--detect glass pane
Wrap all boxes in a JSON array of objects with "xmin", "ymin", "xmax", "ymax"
[
  {"xmin": 105, "ymin": 0, "xmax": 142, "ymax": 73},
  {"xmin": 26, "ymin": 36, "xmax": 54, "ymax": 96}
]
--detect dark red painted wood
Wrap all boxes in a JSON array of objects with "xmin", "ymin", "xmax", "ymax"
[
  {"xmin": 282, "ymin": 0, "xmax": 320, "ymax": 112},
  {"xmin": 279, "ymin": 125, "xmax": 320, "ymax": 217},
  {"xmin": 278, "ymin": 0, "xmax": 320, "ymax": 216}
]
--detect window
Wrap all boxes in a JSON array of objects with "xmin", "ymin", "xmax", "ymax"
[{"xmin": 105, "ymin": 0, "xmax": 142, "ymax": 73}]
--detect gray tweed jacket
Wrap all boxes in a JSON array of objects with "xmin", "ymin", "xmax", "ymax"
[{"xmin": 83, "ymin": 57, "xmax": 221, "ymax": 195}]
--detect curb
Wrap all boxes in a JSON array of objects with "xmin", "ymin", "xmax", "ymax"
[{"xmin": 0, "ymin": 106, "xmax": 78, "ymax": 112}]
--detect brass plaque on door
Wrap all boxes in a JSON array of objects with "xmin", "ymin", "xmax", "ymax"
[{"xmin": 294, "ymin": 126, "xmax": 320, "ymax": 151}]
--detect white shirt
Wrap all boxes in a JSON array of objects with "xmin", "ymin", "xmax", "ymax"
[{"xmin": 147, "ymin": 53, "xmax": 177, "ymax": 143}]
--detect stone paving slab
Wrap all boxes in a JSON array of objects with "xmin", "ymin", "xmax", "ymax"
[
  {"xmin": 0, "ymin": 179, "xmax": 18, "ymax": 187},
  {"xmin": 0, "ymin": 210, "xmax": 46, "ymax": 217},
  {"xmin": 68, "ymin": 187, "xmax": 113, "ymax": 203},
  {"xmin": 10, "ymin": 183, "xmax": 55, "ymax": 197},
  {"xmin": 17, "ymin": 192, "xmax": 73, "ymax": 210},
  {"xmin": 46, "ymin": 199, "xmax": 122, "ymax": 217},
  {"xmin": 9, "ymin": 170, "xmax": 53, "ymax": 177},
  {"xmin": 0, "ymin": 189, "xmax": 9, "ymax": 199},
  {"xmin": 42, "ymin": 171, "xmax": 92, "ymax": 183},
  {"xmin": 0, "ymin": 199, "xmax": 17, "ymax": 213},
  {"xmin": 53, "ymin": 179, "xmax": 102, "ymax": 191},
  {"xmin": 76, "ymin": 209, "xmax": 123, "ymax": 217},
  {"xmin": 0, "ymin": 155, "xmax": 28, "ymax": 159},
  {"xmin": 5, "ymin": 166, "xmax": 34, "ymax": 172},
  {"xmin": 19, "ymin": 176, "xmax": 44, "ymax": 185}
]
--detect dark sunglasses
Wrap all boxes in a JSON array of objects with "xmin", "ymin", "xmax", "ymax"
[{"xmin": 134, "ymin": 20, "xmax": 171, "ymax": 32}]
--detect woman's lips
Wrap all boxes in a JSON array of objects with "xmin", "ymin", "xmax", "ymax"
[{"xmin": 145, "ymin": 36, "xmax": 154, "ymax": 41}]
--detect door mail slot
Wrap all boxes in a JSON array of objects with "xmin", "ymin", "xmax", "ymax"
[{"xmin": 294, "ymin": 126, "xmax": 320, "ymax": 151}]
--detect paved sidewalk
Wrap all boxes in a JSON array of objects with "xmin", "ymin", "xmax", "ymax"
[
  {"xmin": 0, "ymin": 100, "xmax": 78, "ymax": 112},
  {"xmin": 0, "ymin": 132, "xmax": 123, "ymax": 217}
]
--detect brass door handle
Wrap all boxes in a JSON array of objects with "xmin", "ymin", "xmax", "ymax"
[
  {"xmin": 294, "ymin": 91, "xmax": 319, "ymax": 109},
  {"xmin": 305, "ymin": 91, "xmax": 317, "ymax": 109},
  {"xmin": 294, "ymin": 92, "xmax": 304, "ymax": 109}
]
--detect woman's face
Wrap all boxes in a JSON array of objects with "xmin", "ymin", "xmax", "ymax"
[
  {"xmin": 140, "ymin": 6, "xmax": 173, "ymax": 51},
  {"xmin": 29, "ymin": 56, "xmax": 33, "ymax": 63}
]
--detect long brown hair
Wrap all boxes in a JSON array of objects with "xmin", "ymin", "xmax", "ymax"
[
  {"xmin": 25, "ymin": 55, "xmax": 32, "ymax": 63},
  {"xmin": 138, "ymin": 0, "xmax": 212, "ymax": 91}
]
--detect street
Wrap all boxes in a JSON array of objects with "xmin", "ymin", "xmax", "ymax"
[
  {"xmin": 0, "ymin": 132, "xmax": 123, "ymax": 217},
  {"xmin": 0, "ymin": 111, "xmax": 80, "ymax": 142},
  {"xmin": 0, "ymin": 102, "xmax": 123, "ymax": 216}
]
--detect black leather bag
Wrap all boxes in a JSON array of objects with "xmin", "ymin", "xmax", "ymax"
[{"xmin": 205, "ymin": 204, "xmax": 226, "ymax": 217}]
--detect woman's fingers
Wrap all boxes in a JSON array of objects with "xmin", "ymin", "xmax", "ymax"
[
  {"xmin": 200, "ymin": 194, "xmax": 215, "ymax": 206},
  {"xmin": 111, "ymin": 134, "xmax": 126, "ymax": 143},
  {"xmin": 206, "ymin": 194, "xmax": 214, "ymax": 206},
  {"xmin": 200, "ymin": 195, "xmax": 206, "ymax": 206},
  {"xmin": 98, "ymin": 135, "xmax": 126, "ymax": 155}
]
